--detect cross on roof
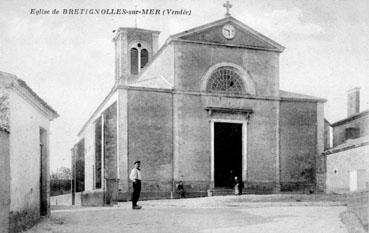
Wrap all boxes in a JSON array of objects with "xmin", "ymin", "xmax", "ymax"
[{"xmin": 223, "ymin": 0, "xmax": 232, "ymax": 17}]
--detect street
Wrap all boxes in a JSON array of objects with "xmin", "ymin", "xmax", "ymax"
[{"xmin": 25, "ymin": 195, "xmax": 349, "ymax": 233}]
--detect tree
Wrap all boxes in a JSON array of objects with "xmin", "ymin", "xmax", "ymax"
[{"xmin": 51, "ymin": 166, "xmax": 72, "ymax": 180}]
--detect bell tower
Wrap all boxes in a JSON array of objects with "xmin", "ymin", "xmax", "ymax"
[{"xmin": 113, "ymin": 28, "xmax": 160, "ymax": 84}]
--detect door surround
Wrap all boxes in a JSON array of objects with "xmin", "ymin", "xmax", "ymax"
[{"xmin": 210, "ymin": 118, "xmax": 248, "ymax": 188}]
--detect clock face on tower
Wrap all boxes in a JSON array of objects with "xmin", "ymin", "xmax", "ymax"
[{"xmin": 222, "ymin": 24, "xmax": 235, "ymax": 39}]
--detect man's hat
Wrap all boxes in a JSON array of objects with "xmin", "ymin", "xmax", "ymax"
[{"xmin": 134, "ymin": 160, "xmax": 141, "ymax": 164}]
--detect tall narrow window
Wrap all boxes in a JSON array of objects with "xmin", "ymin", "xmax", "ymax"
[
  {"xmin": 130, "ymin": 48, "xmax": 138, "ymax": 75},
  {"xmin": 76, "ymin": 139, "xmax": 85, "ymax": 192},
  {"xmin": 94, "ymin": 117, "xmax": 102, "ymax": 189},
  {"xmin": 140, "ymin": 49, "xmax": 148, "ymax": 68}
]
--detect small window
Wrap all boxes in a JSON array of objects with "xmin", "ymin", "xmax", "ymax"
[
  {"xmin": 140, "ymin": 49, "xmax": 148, "ymax": 68},
  {"xmin": 130, "ymin": 48, "xmax": 138, "ymax": 75},
  {"xmin": 345, "ymin": 127, "xmax": 360, "ymax": 140}
]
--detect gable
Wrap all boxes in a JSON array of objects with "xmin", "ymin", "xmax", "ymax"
[
  {"xmin": 0, "ymin": 71, "xmax": 59, "ymax": 120},
  {"xmin": 171, "ymin": 17, "xmax": 284, "ymax": 52}
]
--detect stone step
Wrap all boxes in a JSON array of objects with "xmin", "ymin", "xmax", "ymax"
[{"xmin": 211, "ymin": 188, "xmax": 236, "ymax": 196}]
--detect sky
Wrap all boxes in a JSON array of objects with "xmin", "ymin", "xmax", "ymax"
[{"xmin": 0, "ymin": 0, "xmax": 368, "ymax": 171}]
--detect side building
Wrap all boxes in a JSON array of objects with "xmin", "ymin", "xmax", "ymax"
[
  {"xmin": 323, "ymin": 87, "xmax": 369, "ymax": 193},
  {"xmin": 0, "ymin": 72, "xmax": 59, "ymax": 233}
]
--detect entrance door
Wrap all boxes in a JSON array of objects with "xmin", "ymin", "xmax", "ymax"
[{"xmin": 214, "ymin": 122, "xmax": 242, "ymax": 188}]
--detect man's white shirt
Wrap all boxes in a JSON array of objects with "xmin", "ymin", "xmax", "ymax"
[{"xmin": 129, "ymin": 168, "xmax": 142, "ymax": 182}]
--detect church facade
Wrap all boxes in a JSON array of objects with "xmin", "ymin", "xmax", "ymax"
[{"xmin": 75, "ymin": 14, "xmax": 325, "ymax": 204}]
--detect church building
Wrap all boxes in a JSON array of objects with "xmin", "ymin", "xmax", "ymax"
[{"xmin": 75, "ymin": 4, "xmax": 326, "ymax": 204}]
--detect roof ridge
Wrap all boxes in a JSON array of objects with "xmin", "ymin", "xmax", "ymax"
[
  {"xmin": 331, "ymin": 109, "xmax": 369, "ymax": 127},
  {"xmin": 0, "ymin": 71, "xmax": 59, "ymax": 118},
  {"xmin": 279, "ymin": 90, "xmax": 326, "ymax": 102}
]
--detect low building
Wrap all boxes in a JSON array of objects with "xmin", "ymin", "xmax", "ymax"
[
  {"xmin": 323, "ymin": 87, "xmax": 369, "ymax": 193},
  {"xmin": 0, "ymin": 72, "xmax": 59, "ymax": 233},
  {"xmin": 332, "ymin": 88, "xmax": 368, "ymax": 147}
]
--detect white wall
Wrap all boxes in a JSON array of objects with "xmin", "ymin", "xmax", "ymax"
[
  {"xmin": 82, "ymin": 123, "xmax": 95, "ymax": 191},
  {"xmin": 326, "ymin": 145, "xmax": 369, "ymax": 193},
  {"xmin": 9, "ymin": 90, "xmax": 50, "ymax": 212}
]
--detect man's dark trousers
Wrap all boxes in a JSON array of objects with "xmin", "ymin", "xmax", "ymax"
[{"xmin": 132, "ymin": 180, "xmax": 141, "ymax": 207}]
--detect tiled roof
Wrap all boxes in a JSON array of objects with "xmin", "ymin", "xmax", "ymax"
[
  {"xmin": 129, "ymin": 76, "xmax": 173, "ymax": 89},
  {"xmin": 331, "ymin": 110, "xmax": 369, "ymax": 127},
  {"xmin": 323, "ymin": 136, "xmax": 369, "ymax": 155},
  {"xmin": 0, "ymin": 71, "xmax": 59, "ymax": 119},
  {"xmin": 279, "ymin": 90, "xmax": 326, "ymax": 102}
]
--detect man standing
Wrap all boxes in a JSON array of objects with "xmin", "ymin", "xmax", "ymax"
[
  {"xmin": 233, "ymin": 176, "xmax": 244, "ymax": 195},
  {"xmin": 129, "ymin": 161, "xmax": 142, "ymax": 209}
]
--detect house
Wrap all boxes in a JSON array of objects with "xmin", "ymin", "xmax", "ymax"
[
  {"xmin": 0, "ymin": 71, "xmax": 59, "ymax": 233},
  {"xmin": 324, "ymin": 87, "xmax": 369, "ymax": 193}
]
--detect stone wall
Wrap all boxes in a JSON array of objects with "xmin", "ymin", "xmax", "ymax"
[
  {"xmin": 173, "ymin": 94, "xmax": 212, "ymax": 192},
  {"xmin": 127, "ymin": 89, "xmax": 173, "ymax": 196},
  {"xmin": 174, "ymin": 42, "xmax": 279, "ymax": 97},
  {"xmin": 347, "ymin": 191, "xmax": 369, "ymax": 229},
  {"xmin": 103, "ymin": 102, "xmax": 117, "ymax": 179},
  {"xmin": 173, "ymin": 93, "xmax": 279, "ymax": 193},
  {"xmin": 279, "ymin": 101, "xmax": 318, "ymax": 192},
  {"xmin": 0, "ymin": 129, "xmax": 10, "ymax": 233},
  {"xmin": 81, "ymin": 190, "xmax": 104, "ymax": 207},
  {"xmin": 316, "ymin": 154, "xmax": 326, "ymax": 192},
  {"xmin": 9, "ymin": 208, "xmax": 40, "ymax": 233},
  {"xmin": 171, "ymin": 41, "xmax": 280, "ymax": 193},
  {"xmin": 103, "ymin": 102, "xmax": 118, "ymax": 203}
]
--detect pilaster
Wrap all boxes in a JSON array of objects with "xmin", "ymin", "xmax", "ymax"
[{"xmin": 118, "ymin": 88, "xmax": 129, "ymax": 191}]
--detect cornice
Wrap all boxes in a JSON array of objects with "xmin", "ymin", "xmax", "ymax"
[
  {"xmin": 116, "ymin": 86, "xmax": 323, "ymax": 103},
  {"xmin": 168, "ymin": 38, "xmax": 283, "ymax": 53}
]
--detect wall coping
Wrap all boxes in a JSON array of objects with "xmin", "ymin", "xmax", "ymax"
[{"xmin": 323, "ymin": 139, "xmax": 369, "ymax": 155}]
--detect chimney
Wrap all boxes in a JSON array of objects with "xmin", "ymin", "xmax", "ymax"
[{"xmin": 347, "ymin": 87, "xmax": 360, "ymax": 117}]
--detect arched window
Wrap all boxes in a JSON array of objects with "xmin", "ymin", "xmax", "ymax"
[
  {"xmin": 206, "ymin": 66, "xmax": 245, "ymax": 94},
  {"xmin": 130, "ymin": 48, "xmax": 138, "ymax": 75},
  {"xmin": 140, "ymin": 49, "xmax": 148, "ymax": 68},
  {"xmin": 130, "ymin": 43, "xmax": 149, "ymax": 75}
]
